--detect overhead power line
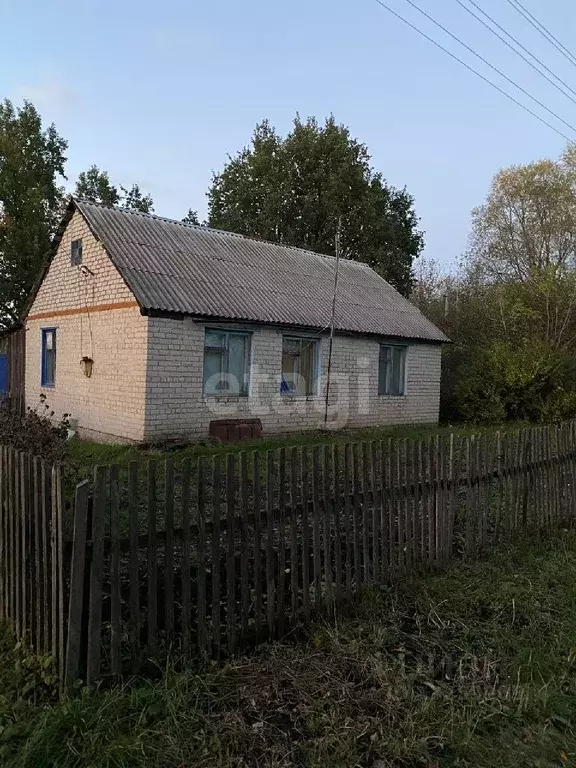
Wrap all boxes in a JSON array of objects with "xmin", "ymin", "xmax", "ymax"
[
  {"xmin": 455, "ymin": 0, "xmax": 576, "ymax": 105},
  {"xmin": 369, "ymin": 0, "xmax": 573, "ymax": 142},
  {"xmin": 398, "ymin": 0, "xmax": 576, "ymax": 136},
  {"xmin": 504, "ymin": 0, "xmax": 576, "ymax": 70}
]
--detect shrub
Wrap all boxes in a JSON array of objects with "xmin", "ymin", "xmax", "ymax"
[
  {"xmin": 0, "ymin": 395, "xmax": 70, "ymax": 463},
  {"xmin": 452, "ymin": 341, "xmax": 576, "ymax": 424}
]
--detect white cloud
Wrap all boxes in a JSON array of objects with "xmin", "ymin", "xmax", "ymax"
[{"xmin": 15, "ymin": 79, "xmax": 80, "ymax": 114}]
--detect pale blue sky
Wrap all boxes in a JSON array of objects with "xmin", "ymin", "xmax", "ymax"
[{"xmin": 2, "ymin": 0, "xmax": 576, "ymax": 269}]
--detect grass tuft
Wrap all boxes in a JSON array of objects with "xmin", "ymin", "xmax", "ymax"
[{"xmin": 5, "ymin": 532, "xmax": 576, "ymax": 766}]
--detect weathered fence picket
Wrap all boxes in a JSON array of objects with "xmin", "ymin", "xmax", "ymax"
[{"xmin": 0, "ymin": 422, "xmax": 575, "ymax": 692}]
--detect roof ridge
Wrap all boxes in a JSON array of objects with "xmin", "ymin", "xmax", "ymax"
[{"xmin": 72, "ymin": 196, "xmax": 368, "ymax": 267}]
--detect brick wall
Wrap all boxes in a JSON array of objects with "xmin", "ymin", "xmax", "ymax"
[
  {"xmin": 144, "ymin": 317, "xmax": 441, "ymax": 441},
  {"xmin": 25, "ymin": 210, "xmax": 148, "ymax": 443},
  {"xmin": 24, "ymin": 209, "xmax": 441, "ymax": 444}
]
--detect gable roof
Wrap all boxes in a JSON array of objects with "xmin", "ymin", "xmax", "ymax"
[{"xmin": 28, "ymin": 198, "xmax": 448, "ymax": 343}]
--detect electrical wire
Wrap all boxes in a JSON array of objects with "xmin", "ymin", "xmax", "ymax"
[
  {"xmin": 369, "ymin": 0, "xmax": 574, "ymax": 142},
  {"xmin": 504, "ymin": 0, "xmax": 576, "ymax": 69},
  {"xmin": 397, "ymin": 0, "xmax": 576, "ymax": 136},
  {"xmin": 454, "ymin": 0, "xmax": 576, "ymax": 105},
  {"xmin": 460, "ymin": 0, "xmax": 576, "ymax": 100}
]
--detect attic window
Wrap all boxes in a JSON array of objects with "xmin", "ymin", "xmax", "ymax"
[{"xmin": 71, "ymin": 239, "xmax": 83, "ymax": 266}]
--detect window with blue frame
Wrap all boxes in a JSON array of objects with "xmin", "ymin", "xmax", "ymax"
[
  {"xmin": 203, "ymin": 329, "xmax": 251, "ymax": 395},
  {"xmin": 41, "ymin": 329, "xmax": 57, "ymax": 387}
]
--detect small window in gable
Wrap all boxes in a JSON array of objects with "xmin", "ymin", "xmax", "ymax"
[{"xmin": 71, "ymin": 239, "xmax": 83, "ymax": 266}]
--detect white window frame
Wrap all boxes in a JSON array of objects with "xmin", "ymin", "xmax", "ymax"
[
  {"xmin": 378, "ymin": 344, "xmax": 407, "ymax": 396},
  {"xmin": 203, "ymin": 328, "xmax": 252, "ymax": 397},
  {"xmin": 281, "ymin": 335, "xmax": 320, "ymax": 397}
]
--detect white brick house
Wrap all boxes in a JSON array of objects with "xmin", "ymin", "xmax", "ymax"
[{"xmin": 23, "ymin": 199, "xmax": 447, "ymax": 444}]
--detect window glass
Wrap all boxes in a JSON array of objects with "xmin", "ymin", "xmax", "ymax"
[
  {"xmin": 71, "ymin": 239, "xmax": 83, "ymax": 266},
  {"xmin": 42, "ymin": 329, "xmax": 57, "ymax": 387},
  {"xmin": 203, "ymin": 330, "xmax": 250, "ymax": 395},
  {"xmin": 378, "ymin": 344, "xmax": 406, "ymax": 396},
  {"xmin": 281, "ymin": 337, "xmax": 318, "ymax": 396}
]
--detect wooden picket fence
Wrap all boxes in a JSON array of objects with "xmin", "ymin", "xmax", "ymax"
[{"xmin": 1, "ymin": 420, "xmax": 576, "ymax": 694}]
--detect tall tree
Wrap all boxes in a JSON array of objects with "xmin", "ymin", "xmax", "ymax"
[
  {"xmin": 121, "ymin": 183, "xmax": 154, "ymax": 214},
  {"xmin": 208, "ymin": 116, "xmax": 423, "ymax": 295},
  {"xmin": 430, "ymin": 146, "xmax": 576, "ymax": 424},
  {"xmin": 75, "ymin": 165, "xmax": 119, "ymax": 206},
  {"xmin": 182, "ymin": 208, "xmax": 200, "ymax": 225},
  {"xmin": 468, "ymin": 155, "xmax": 576, "ymax": 283},
  {"xmin": 75, "ymin": 165, "xmax": 154, "ymax": 213},
  {"xmin": 0, "ymin": 99, "xmax": 67, "ymax": 326}
]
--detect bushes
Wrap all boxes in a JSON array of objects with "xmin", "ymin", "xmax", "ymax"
[
  {"xmin": 0, "ymin": 395, "xmax": 70, "ymax": 463},
  {"xmin": 448, "ymin": 341, "xmax": 576, "ymax": 424}
]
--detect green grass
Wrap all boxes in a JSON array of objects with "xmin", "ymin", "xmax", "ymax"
[
  {"xmin": 67, "ymin": 419, "xmax": 531, "ymax": 479},
  {"xmin": 4, "ymin": 531, "xmax": 576, "ymax": 766}
]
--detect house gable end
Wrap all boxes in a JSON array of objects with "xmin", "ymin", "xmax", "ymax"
[{"xmin": 27, "ymin": 208, "xmax": 139, "ymax": 320}]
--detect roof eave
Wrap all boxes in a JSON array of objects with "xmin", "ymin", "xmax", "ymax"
[{"xmin": 142, "ymin": 307, "xmax": 449, "ymax": 343}]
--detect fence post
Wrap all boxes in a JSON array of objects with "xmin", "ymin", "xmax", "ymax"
[
  {"xmin": 86, "ymin": 465, "xmax": 107, "ymax": 687},
  {"xmin": 146, "ymin": 461, "xmax": 158, "ymax": 656},
  {"xmin": 181, "ymin": 458, "xmax": 192, "ymax": 657},
  {"xmin": 288, "ymin": 447, "xmax": 299, "ymax": 619},
  {"xmin": 32, "ymin": 456, "xmax": 41, "ymax": 652},
  {"xmin": 164, "ymin": 458, "xmax": 175, "ymax": 650},
  {"xmin": 49, "ymin": 462, "xmax": 57, "ymax": 661},
  {"xmin": 0, "ymin": 445, "xmax": 4, "ymax": 622},
  {"xmin": 266, "ymin": 450, "xmax": 276, "ymax": 639},
  {"xmin": 521, "ymin": 432, "xmax": 532, "ymax": 530},
  {"xmin": 463, "ymin": 437, "xmax": 474, "ymax": 558},
  {"xmin": 239, "ymin": 452, "xmax": 250, "ymax": 639},
  {"xmin": 311, "ymin": 446, "xmax": 322, "ymax": 603},
  {"xmin": 197, "ymin": 456, "xmax": 207, "ymax": 659},
  {"xmin": 322, "ymin": 444, "xmax": 333, "ymax": 603},
  {"xmin": 343, "ymin": 443, "xmax": 353, "ymax": 599},
  {"xmin": 110, "ymin": 465, "xmax": 121, "ymax": 676},
  {"xmin": 128, "ymin": 462, "xmax": 140, "ymax": 667},
  {"xmin": 333, "ymin": 444, "xmax": 342, "ymax": 600},
  {"xmin": 277, "ymin": 447, "xmax": 286, "ymax": 637},
  {"xmin": 14, "ymin": 451, "xmax": 21, "ymax": 639},
  {"xmin": 211, "ymin": 455, "xmax": 222, "ymax": 657},
  {"xmin": 226, "ymin": 452, "xmax": 237, "ymax": 653},
  {"xmin": 446, "ymin": 432, "xmax": 457, "ymax": 562},
  {"xmin": 64, "ymin": 480, "xmax": 90, "ymax": 694}
]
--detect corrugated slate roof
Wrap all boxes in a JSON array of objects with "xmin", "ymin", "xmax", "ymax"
[{"xmin": 74, "ymin": 198, "xmax": 448, "ymax": 343}]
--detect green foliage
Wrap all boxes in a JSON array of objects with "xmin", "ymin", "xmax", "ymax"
[
  {"xmin": 208, "ymin": 115, "xmax": 423, "ymax": 295},
  {"xmin": 182, "ymin": 208, "xmax": 200, "ymax": 225},
  {"xmin": 0, "ymin": 625, "xmax": 57, "ymax": 764},
  {"xmin": 0, "ymin": 394, "xmax": 70, "ymax": 462},
  {"xmin": 0, "ymin": 99, "xmax": 67, "ymax": 326},
  {"xmin": 121, "ymin": 183, "xmax": 154, "ymax": 214},
  {"xmin": 74, "ymin": 165, "xmax": 119, "ymax": 206},
  {"xmin": 453, "ymin": 340, "xmax": 573, "ymax": 423},
  {"xmin": 74, "ymin": 165, "xmax": 154, "ymax": 213},
  {"xmin": 413, "ymin": 148, "xmax": 576, "ymax": 424}
]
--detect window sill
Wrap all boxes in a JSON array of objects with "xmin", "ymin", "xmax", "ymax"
[
  {"xmin": 280, "ymin": 393, "xmax": 321, "ymax": 401},
  {"xmin": 41, "ymin": 383, "xmax": 55, "ymax": 389},
  {"xmin": 203, "ymin": 394, "xmax": 249, "ymax": 402},
  {"xmin": 378, "ymin": 393, "xmax": 407, "ymax": 398}
]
